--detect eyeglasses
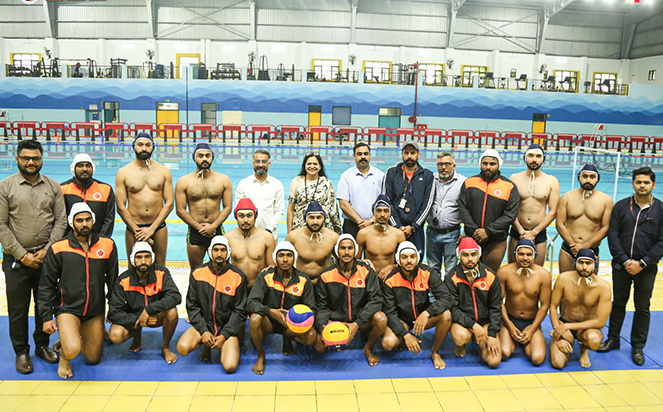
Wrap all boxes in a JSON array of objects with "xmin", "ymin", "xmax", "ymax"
[
  {"xmin": 306, "ymin": 152, "xmax": 320, "ymax": 157},
  {"xmin": 437, "ymin": 162, "xmax": 454, "ymax": 167},
  {"xmin": 18, "ymin": 156, "xmax": 43, "ymax": 163}
]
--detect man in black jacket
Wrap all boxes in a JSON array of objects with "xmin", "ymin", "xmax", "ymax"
[
  {"xmin": 108, "ymin": 242, "xmax": 181, "ymax": 364},
  {"xmin": 314, "ymin": 234, "xmax": 387, "ymax": 366},
  {"xmin": 458, "ymin": 149, "xmax": 520, "ymax": 272},
  {"xmin": 39, "ymin": 203, "xmax": 118, "ymax": 379},
  {"xmin": 382, "ymin": 140, "xmax": 435, "ymax": 254},
  {"xmin": 446, "ymin": 237, "xmax": 502, "ymax": 368},
  {"xmin": 599, "ymin": 167, "xmax": 663, "ymax": 366},
  {"xmin": 381, "ymin": 241, "xmax": 452, "ymax": 369},
  {"xmin": 176, "ymin": 235, "xmax": 247, "ymax": 373},
  {"xmin": 247, "ymin": 240, "xmax": 317, "ymax": 375}
]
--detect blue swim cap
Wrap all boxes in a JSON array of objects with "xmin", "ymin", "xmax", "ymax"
[
  {"xmin": 514, "ymin": 239, "xmax": 537, "ymax": 259},
  {"xmin": 578, "ymin": 164, "xmax": 601, "ymax": 183},
  {"xmin": 304, "ymin": 201, "xmax": 326, "ymax": 221}
]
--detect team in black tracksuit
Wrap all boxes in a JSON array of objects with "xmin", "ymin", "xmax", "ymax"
[
  {"xmin": 60, "ymin": 178, "xmax": 116, "ymax": 237},
  {"xmin": 444, "ymin": 262, "xmax": 502, "ymax": 339},
  {"xmin": 187, "ymin": 261, "xmax": 247, "ymax": 340},
  {"xmin": 381, "ymin": 263, "xmax": 450, "ymax": 339},
  {"xmin": 38, "ymin": 231, "xmax": 118, "ymax": 322},
  {"xmin": 383, "ymin": 162, "xmax": 436, "ymax": 253},
  {"xmin": 108, "ymin": 265, "xmax": 182, "ymax": 328},
  {"xmin": 315, "ymin": 261, "xmax": 382, "ymax": 332},
  {"xmin": 247, "ymin": 267, "xmax": 315, "ymax": 333},
  {"xmin": 606, "ymin": 195, "xmax": 663, "ymax": 350},
  {"xmin": 458, "ymin": 170, "xmax": 519, "ymax": 244}
]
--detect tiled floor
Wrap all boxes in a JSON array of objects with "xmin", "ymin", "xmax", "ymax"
[{"xmin": 1, "ymin": 372, "xmax": 663, "ymax": 412}]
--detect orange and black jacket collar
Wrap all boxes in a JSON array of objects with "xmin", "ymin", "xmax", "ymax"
[
  {"xmin": 186, "ymin": 261, "xmax": 247, "ymax": 339},
  {"xmin": 247, "ymin": 267, "xmax": 315, "ymax": 317},
  {"xmin": 445, "ymin": 262, "xmax": 502, "ymax": 338},
  {"xmin": 38, "ymin": 230, "xmax": 118, "ymax": 322},
  {"xmin": 107, "ymin": 265, "xmax": 182, "ymax": 327},
  {"xmin": 314, "ymin": 260, "xmax": 382, "ymax": 332},
  {"xmin": 382, "ymin": 264, "xmax": 450, "ymax": 338},
  {"xmin": 61, "ymin": 177, "xmax": 116, "ymax": 237}
]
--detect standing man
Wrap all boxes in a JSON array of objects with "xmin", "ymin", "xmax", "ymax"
[
  {"xmin": 382, "ymin": 140, "xmax": 435, "ymax": 254},
  {"xmin": 556, "ymin": 164, "xmax": 614, "ymax": 273},
  {"xmin": 458, "ymin": 149, "xmax": 520, "ymax": 272},
  {"xmin": 108, "ymin": 242, "xmax": 181, "ymax": 365},
  {"xmin": 61, "ymin": 153, "xmax": 116, "ymax": 237},
  {"xmin": 426, "ymin": 152, "xmax": 466, "ymax": 276},
  {"xmin": 235, "ymin": 149, "xmax": 284, "ymax": 241},
  {"xmin": 116, "ymin": 132, "xmax": 174, "ymax": 266},
  {"xmin": 39, "ymin": 203, "xmax": 118, "ymax": 379},
  {"xmin": 225, "ymin": 198, "xmax": 275, "ymax": 289},
  {"xmin": 508, "ymin": 144, "xmax": 560, "ymax": 266},
  {"xmin": 0, "ymin": 140, "xmax": 66, "ymax": 374},
  {"xmin": 599, "ymin": 167, "xmax": 663, "ymax": 366},
  {"xmin": 497, "ymin": 239, "xmax": 551, "ymax": 366},
  {"xmin": 337, "ymin": 142, "xmax": 384, "ymax": 238},
  {"xmin": 175, "ymin": 143, "xmax": 232, "ymax": 271}
]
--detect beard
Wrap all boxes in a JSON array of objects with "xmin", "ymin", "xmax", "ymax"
[
  {"xmin": 136, "ymin": 150, "xmax": 152, "ymax": 161},
  {"xmin": 254, "ymin": 166, "xmax": 267, "ymax": 176},
  {"xmin": 527, "ymin": 162, "xmax": 541, "ymax": 171},
  {"xmin": 241, "ymin": 228, "xmax": 252, "ymax": 238},
  {"xmin": 74, "ymin": 227, "xmax": 91, "ymax": 238},
  {"xmin": 18, "ymin": 163, "xmax": 41, "ymax": 176},
  {"xmin": 197, "ymin": 160, "xmax": 211, "ymax": 170},
  {"xmin": 581, "ymin": 182, "xmax": 596, "ymax": 190},
  {"xmin": 306, "ymin": 223, "xmax": 321, "ymax": 233},
  {"xmin": 404, "ymin": 159, "xmax": 416, "ymax": 167}
]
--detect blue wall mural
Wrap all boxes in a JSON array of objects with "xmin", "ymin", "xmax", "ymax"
[{"xmin": 1, "ymin": 77, "xmax": 662, "ymax": 129}]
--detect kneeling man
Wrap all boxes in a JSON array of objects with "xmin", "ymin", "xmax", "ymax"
[
  {"xmin": 314, "ymin": 234, "xmax": 387, "ymax": 366},
  {"xmin": 108, "ymin": 242, "xmax": 181, "ymax": 364},
  {"xmin": 248, "ymin": 241, "xmax": 317, "ymax": 375},
  {"xmin": 176, "ymin": 236, "xmax": 247, "ymax": 373},
  {"xmin": 550, "ymin": 249, "xmax": 611, "ymax": 369},
  {"xmin": 446, "ymin": 238, "xmax": 502, "ymax": 368},
  {"xmin": 381, "ymin": 241, "xmax": 452, "ymax": 369},
  {"xmin": 498, "ymin": 239, "xmax": 551, "ymax": 366},
  {"xmin": 38, "ymin": 203, "xmax": 118, "ymax": 378}
]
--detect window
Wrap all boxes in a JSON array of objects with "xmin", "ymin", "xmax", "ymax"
[
  {"xmin": 332, "ymin": 106, "xmax": 351, "ymax": 125},
  {"xmin": 11, "ymin": 53, "xmax": 40, "ymax": 70},
  {"xmin": 592, "ymin": 72, "xmax": 617, "ymax": 93},
  {"xmin": 554, "ymin": 70, "xmax": 579, "ymax": 92},
  {"xmin": 312, "ymin": 59, "xmax": 341, "ymax": 82},
  {"xmin": 363, "ymin": 61, "xmax": 391, "ymax": 83},
  {"xmin": 649, "ymin": 70, "xmax": 656, "ymax": 81},
  {"xmin": 461, "ymin": 65, "xmax": 488, "ymax": 87},
  {"xmin": 418, "ymin": 63, "xmax": 444, "ymax": 86}
]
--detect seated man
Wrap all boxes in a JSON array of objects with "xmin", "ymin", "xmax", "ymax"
[
  {"xmin": 176, "ymin": 236, "xmax": 247, "ymax": 374},
  {"xmin": 446, "ymin": 237, "xmax": 502, "ymax": 368},
  {"xmin": 381, "ymin": 241, "xmax": 452, "ymax": 369},
  {"xmin": 549, "ymin": 249, "xmax": 611, "ymax": 369},
  {"xmin": 497, "ymin": 239, "xmax": 551, "ymax": 366},
  {"xmin": 38, "ymin": 203, "xmax": 118, "ymax": 379},
  {"xmin": 248, "ymin": 241, "xmax": 317, "ymax": 375},
  {"xmin": 314, "ymin": 234, "xmax": 387, "ymax": 366},
  {"xmin": 108, "ymin": 242, "xmax": 181, "ymax": 364},
  {"xmin": 356, "ymin": 194, "xmax": 406, "ymax": 280}
]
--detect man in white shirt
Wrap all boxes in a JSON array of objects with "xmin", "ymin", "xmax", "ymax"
[
  {"xmin": 235, "ymin": 149, "xmax": 285, "ymax": 240},
  {"xmin": 337, "ymin": 142, "xmax": 385, "ymax": 238}
]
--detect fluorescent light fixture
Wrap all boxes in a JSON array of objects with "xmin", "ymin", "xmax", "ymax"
[
  {"xmin": 321, "ymin": 45, "xmax": 335, "ymax": 52},
  {"xmin": 222, "ymin": 45, "xmax": 237, "ymax": 51},
  {"xmin": 174, "ymin": 43, "xmax": 188, "ymax": 50},
  {"xmin": 121, "ymin": 44, "xmax": 135, "ymax": 49},
  {"xmin": 555, "ymin": 57, "xmax": 568, "ymax": 63},
  {"xmin": 418, "ymin": 49, "xmax": 432, "ymax": 56},
  {"xmin": 272, "ymin": 44, "xmax": 286, "ymax": 52}
]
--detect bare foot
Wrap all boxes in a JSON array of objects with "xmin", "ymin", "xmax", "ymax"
[
  {"xmin": 58, "ymin": 358, "xmax": 73, "ymax": 379},
  {"xmin": 395, "ymin": 339, "xmax": 406, "ymax": 352},
  {"xmin": 363, "ymin": 346, "xmax": 380, "ymax": 367},
  {"xmin": 454, "ymin": 345, "xmax": 466, "ymax": 358},
  {"xmin": 252, "ymin": 355, "xmax": 265, "ymax": 375},
  {"xmin": 53, "ymin": 340, "xmax": 61, "ymax": 353},
  {"xmin": 431, "ymin": 352, "xmax": 446, "ymax": 370},
  {"xmin": 579, "ymin": 345, "xmax": 591, "ymax": 368},
  {"xmin": 282, "ymin": 338, "xmax": 295, "ymax": 356},
  {"xmin": 161, "ymin": 346, "xmax": 178, "ymax": 365},
  {"xmin": 199, "ymin": 346, "xmax": 211, "ymax": 361}
]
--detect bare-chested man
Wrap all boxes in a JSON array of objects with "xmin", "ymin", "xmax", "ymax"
[
  {"xmin": 498, "ymin": 239, "xmax": 551, "ymax": 366},
  {"xmin": 116, "ymin": 133, "xmax": 173, "ymax": 266},
  {"xmin": 557, "ymin": 164, "xmax": 614, "ymax": 273},
  {"xmin": 356, "ymin": 194, "xmax": 406, "ymax": 280},
  {"xmin": 509, "ymin": 144, "xmax": 560, "ymax": 266},
  {"xmin": 549, "ymin": 248, "xmax": 611, "ymax": 369},
  {"xmin": 175, "ymin": 143, "xmax": 232, "ymax": 271},
  {"xmin": 285, "ymin": 201, "xmax": 339, "ymax": 283},
  {"xmin": 225, "ymin": 198, "xmax": 275, "ymax": 289}
]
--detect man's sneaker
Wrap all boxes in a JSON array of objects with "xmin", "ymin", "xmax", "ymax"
[{"xmin": 597, "ymin": 338, "xmax": 620, "ymax": 353}]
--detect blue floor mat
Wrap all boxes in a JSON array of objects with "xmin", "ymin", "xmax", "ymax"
[{"xmin": 0, "ymin": 313, "xmax": 660, "ymax": 381}]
